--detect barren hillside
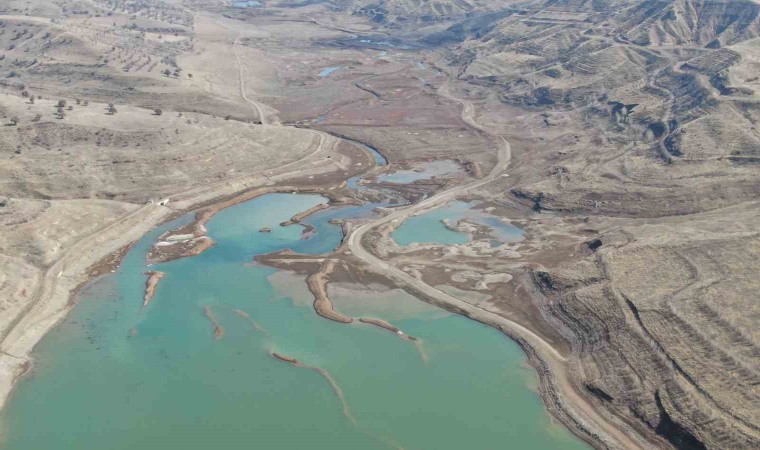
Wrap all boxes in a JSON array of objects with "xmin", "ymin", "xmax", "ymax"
[{"xmin": 0, "ymin": 1, "xmax": 757, "ymax": 449}]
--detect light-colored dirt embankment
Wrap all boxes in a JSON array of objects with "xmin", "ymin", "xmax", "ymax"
[
  {"xmin": 344, "ymin": 77, "xmax": 646, "ymax": 450},
  {"xmin": 306, "ymin": 260, "xmax": 353, "ymax": 324}
]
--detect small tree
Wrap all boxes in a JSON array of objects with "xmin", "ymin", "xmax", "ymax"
[
  {"xmin": 9, "ymin": 116, "xmax": 18, "ymax": 126},
  {"xmin": 29, "ymin": 96, "xmax": 34, "ymax": 104},
  {"xmin": 57, "ymin": 100, "xmax": 67, "ymax": 108},
  {"xmin": 153, "ymin": 108, "xmax": 162, "ymax": 116},
  {"xmin": 162, "ymin": 69, "xmax": 171, "ymax": 77},
  {"xmin": 75, "ymin": 98, "xmax": 81, "ymax": 105},
  {"xmin": 67, "ymin": 105, "xmax": 73, "ymax": 111},
  {"xmin": 21, "ymin": 90, "xmax": 28, "ymax": 98},
  {"xmin": 107, "ymin": 103, "xmax": 117, "ymax": 115},
  {"xmin": 56, "ymin": 107, "xmax": 65, "ymax": 119},
  {"xmin": 187, "ymin": 73, "xmax": 192, "ymax": 79},
  {"xmin": 225, "ymin": 114, "xmax": 231, "ymax": 121}
]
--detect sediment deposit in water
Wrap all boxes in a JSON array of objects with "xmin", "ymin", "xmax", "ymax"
[
  {"xmin": 203, "ymin": 305, "xmax": 225, "ymax": 340},
  {"xmin": 359, "ymin": 317, "xmax": 417, "ymax": 341},
  {"xmin": 0, "ymin": 193, "xmax": 588, "ymax": 450},
  {"xmin": 233, "ymin": 309, "xmax": 270, "ymax": 335},
  {"xmin": 2, "ymin": 0, "xmax": 756, "ymax": 448},
  {"xmin": 307, "ymin": 260, "xmax": 354, "ymax": 324},
  {"xmin": 270, "ymin": 351, "xmax": 355, "ymax": 424},
  {"xmin": 142, "ymin": 271, "xmax": 165, "ymax": 307}
]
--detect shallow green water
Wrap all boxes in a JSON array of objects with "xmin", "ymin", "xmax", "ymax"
[
  {"xmin": 0, "ymin": 193, "xmax": 587, "ymax": 450},
  {"xmin": 378, "ymin": 160, "xmax": 461, "ymax": 184},
  {"xmin": 392, "ymin": 201, "xmax": 524, "ymax": 247}
]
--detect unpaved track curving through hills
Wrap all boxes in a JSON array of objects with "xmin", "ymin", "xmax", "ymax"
[
  {"xmin": 345, "ymin": 77, "xmax": 644, "ymax": 450},
  {"xmin": 231, "ymin": 35, "xmax": 281, "ymax": 126}
]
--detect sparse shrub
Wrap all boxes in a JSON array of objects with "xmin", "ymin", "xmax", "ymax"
[
  {"xmin": 29, "ymin": 96, "xmax": 34, "ymax": 104},
  {"xmin": 9, "ymin": 116, "xmax": 18, "ymax": 125},
  {"xmin": 56, "ymin": 107, "xmax": 65, "ymax": 119},
  {"xmin": 67, "ymin": 105, "xmax": 73, "ymax": 110},
  {"xmin": 32, "ymin": 113, "xmax": 41, "ymax": 122},
  {"xmin": 57, "ymin": 100, "xmax": 66, "ymax": 108},
  {"xmin": 107, "ymin": 103, "xmax": 117, "ymax": 115},
  {"xmin": 21, "ymin": 90, "xmax": 28, "ymax": 98},
  {"xmin": 225, "ymin": 115, "xmax": 231, "ymax": 121},
  {"xmin": 153, "ymin": 108, "xmax": 162, "ymax": 116}
]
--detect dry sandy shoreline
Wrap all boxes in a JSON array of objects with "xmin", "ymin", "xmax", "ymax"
[
  {"xmin": 0, "ymin": 2, "xmax": 753, "ymax": 447},
  {"xmin": 0, "ymin": 124, "xmax": 366, "ymax": 413},
  {"xmin": 1, "ymin": 161, "xmax": 625, "ymax": 450},
  {"xmin": 0, "ymin": 17, "xmax": 631, "ymax": 447},
  {"xmin": 0, "ymin": 105, "xmax": 632, "ymax": 450}
]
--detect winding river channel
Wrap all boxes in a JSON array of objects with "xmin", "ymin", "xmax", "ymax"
[{"xmin": 0, "ymin": 186, "xmax": 588, "ymax": 449}]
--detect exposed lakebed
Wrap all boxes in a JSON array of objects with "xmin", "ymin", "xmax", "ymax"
[{"xmin": 0, "ymin": 193, "xmax": 585, "ymax": 449}]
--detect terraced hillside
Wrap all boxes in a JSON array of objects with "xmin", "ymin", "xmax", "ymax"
[
  {"xmin": 379, "ymin": 0, "xmax": 760, "ymax": 448},
  {"xmin": 0, "ymin": 0, "xmax": 363, "ymax": 412},
  {"xmin": 0, "ymin": 0, "xmax": 756, "ymax": 448}
]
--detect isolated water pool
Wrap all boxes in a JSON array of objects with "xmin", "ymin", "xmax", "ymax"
[
  {"xmin": 318, "ymin": 66, "xmax": 341, "ymax": 77},
  {"xmin": 378, "ymin": 160, "xmax": 461, "ymax": 184},
  {"xmin": 0, "ymin": 193, "xmax": 584, "ymax": 450},
  {"xmin": 232, "ymin": 0, "xmax": 261, "ymax": 7},
  {"xmin": 392, "ymin": 200, "xmax": 524, "ymax": 246}
]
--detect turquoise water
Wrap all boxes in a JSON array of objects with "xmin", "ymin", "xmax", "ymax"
[
  {"xmin": 392, "ymin": 201, "xmax": 524, "ymax": 247},
  {"xmin": 392, "ymin": 205, "xmax": 471, "ymax": 246},
  {"xmin": 232, "ymin": 0, "xmax": 261, "ymax": 7},
  {"xmin": 345, "ymin": 142, "xmax": 388, "ymax": 190},
  {"xmin": 0, "ymin": 193, "xmax": 585, "ymax": 450},
  {"xmin": 378, "ymin": 160, "xmax": 460, "ymax": 184},
  {"xmin": 319, "ymin": 66, "xmax": 341, "ymax": 77}
]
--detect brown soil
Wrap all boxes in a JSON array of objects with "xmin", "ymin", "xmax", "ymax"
[
  {"xmin": 147, "ymin": 236, "xmax": 215, "ymax": 264},
  {"xmin": 306, "ymin": 260, "xmax": 353, "ymax": 324},
  {"xmin": 142, "ymin": 271, "xmax": 165, "ymax": 308},
  {"xmin": 271, "ymin": 352, "xmax": 299, "ymax": 364},
  {"xmin": 358, "ymin": 317, "xmax": 418, "ymax": 341},
  {"xmin": 68, "ymin": 241, "xmax": 137, "ymax": 307},
  {"xmin": 280, "ymin": 203, "xmax": 330, "ymax": 226}
]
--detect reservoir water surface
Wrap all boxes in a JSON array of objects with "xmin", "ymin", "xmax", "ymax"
[{"xmin": 0, "ymin": 193, "xmax": 587, "ymax": 450}]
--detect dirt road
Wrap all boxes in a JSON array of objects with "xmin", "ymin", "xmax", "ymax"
[
  {"xmin": 344, "ymin": 80, "xmax": 644, "ymax": 450},
  {"xmin": 231, "ymin": 36, "xmax": 281, "ymax": 126}
]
